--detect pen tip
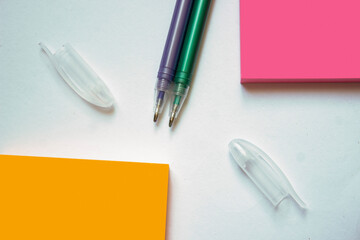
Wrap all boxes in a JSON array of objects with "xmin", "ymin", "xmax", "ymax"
[
  {"xmin": 169, "ymin": 104, "xmax": 178, "ymax": 127},
  {"xmin": 153, "ymin": 112, "xmax": 159, "ymax": 122},
  {"xmin": 169, "ymin": 117, "xmax": 174, "ymax": 127}
]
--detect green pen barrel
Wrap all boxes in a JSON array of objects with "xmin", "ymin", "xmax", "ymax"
[{"xmin": 173, "ymin": 0, "xmax": 212, "ymax": 101}]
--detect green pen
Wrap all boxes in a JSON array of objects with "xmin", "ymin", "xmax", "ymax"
[{"xmin": 169, "ymin": 0, "xmax": 212, "ymax": 127}]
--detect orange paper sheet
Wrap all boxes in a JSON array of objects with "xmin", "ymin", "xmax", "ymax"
[{"xmin": 0, "ymin": 155, "xmax": 169, "ymax": 240}]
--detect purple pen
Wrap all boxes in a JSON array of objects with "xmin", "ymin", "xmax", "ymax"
[{"xmin": 153, "ymin": 0, "xmax": 193, "ymax": 122}]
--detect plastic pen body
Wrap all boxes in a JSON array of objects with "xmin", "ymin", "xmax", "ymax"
[
  {"xmin": 154, "ymin": 0, "xmax": 193, "ymax": 122},
  {"xmin": 169, "ymin": 0, "xmax": 212, "ymax": 126}
]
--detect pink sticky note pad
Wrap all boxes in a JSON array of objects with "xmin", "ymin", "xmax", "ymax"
[{"xmin": 240, "ymin": 0, "xmax": 360, "ymax": 83}]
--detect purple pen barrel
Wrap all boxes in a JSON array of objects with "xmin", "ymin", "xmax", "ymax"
[{"xmin": 154, "ymin": 0, "xmax": 193, "ymax": 122}]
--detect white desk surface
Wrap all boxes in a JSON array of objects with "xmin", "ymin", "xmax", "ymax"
[{"xmin": 1, "ymin": 0, "xmax": 360, "ymax": 239}]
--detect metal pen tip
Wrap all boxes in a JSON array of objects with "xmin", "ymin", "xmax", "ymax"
[
  {"xmin": 153, "ymin": 111, "xmax": 159, "ymax": 122},
  {"xmin": 169, "ymin": 104, "xmax": 178, "ymax": 127},
  {"xmin": 169, "ymin": 116, "xmax": 174, "ymax": 127},
  {"xmin": 153, "ymin": 98, "xmax": 162, "ymax": 122}
]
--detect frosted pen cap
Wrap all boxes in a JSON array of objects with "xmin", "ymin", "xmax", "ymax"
[
  {"xmin": 40, "ymin": 43, "xmax": 114, "ymax": 108},
  {"xmin": 229, "ymin": 139, "xmax": 306, "ymax": 208}
]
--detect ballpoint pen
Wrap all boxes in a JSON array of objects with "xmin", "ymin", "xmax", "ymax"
[
  {"xmin": 169, "ymin": 0, "xmax": 212, "ymax": 127},
  {"xmin": 153, "ymin": 0, "xmax": 193, "ymax": 122}
]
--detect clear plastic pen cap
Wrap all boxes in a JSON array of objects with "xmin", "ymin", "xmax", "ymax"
[
  {"xmin": 40, "ymin": 43, "xmax": 114, "ymax": 108},
  {"xmin": 229, "ymin": 139, "xmax": 306, "ymax": 208}
]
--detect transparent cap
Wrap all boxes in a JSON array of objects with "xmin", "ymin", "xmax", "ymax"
[
  {"xmin": 40, "ymin": 43, "xmax": 114, "ymax": 108},
  {"xmin": 229, "ymin": 139, "xmax": 306, "ymax": 208}
]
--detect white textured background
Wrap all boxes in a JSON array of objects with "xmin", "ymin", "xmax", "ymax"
[{"xmin": 1, "ymin": 0, "xmax": 360, "ymax": 239}]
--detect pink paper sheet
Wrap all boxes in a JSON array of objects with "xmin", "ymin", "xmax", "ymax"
[{"xmin": 240, "ymin": 0, "xmax": 360, "ymax": 83}]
